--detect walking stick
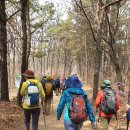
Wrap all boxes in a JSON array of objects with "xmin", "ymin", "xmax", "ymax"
[
  {"xmin": 95, "ymin": 108, "xmax": 99, "ymax": 129},
  {"xmin": 42, "ymin": 104, "xmax": 48, "ymax": 130}
]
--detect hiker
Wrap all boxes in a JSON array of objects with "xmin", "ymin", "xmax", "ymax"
[
  {"xmin": 54, "ymin": 77, "xmax": 60, "ymax": 96},
  {"xmin": 42, "ymin": 75, "xmax": 55, "ymax": 115},
  {"xmin": 56, "ymin": 75, "xmax": 96, "ymax": 130},
  {"xmin": 126, "ymin": 102, "xmax": 130, "ymax": 130},
  {"xmin": 117, "ymin": 82, "xmax": 125, "ymax": 98},
  {"xmin": 41, "ymin": 76, "xmax": 47, "ymax": 86},
  {"xmin": 95, "ymin": 80, "xmax": 119, "ymax": 130},
  {"xmin": 117, "ymin": 81, "xmax": 125, "ymax": 92},
  {"xmin": 20, "ymin": 70, "xmax": 45, "ymax": 130},
  {"xmin": 60, "ymin": 77, "xmax": 66, "ymax": 94}
]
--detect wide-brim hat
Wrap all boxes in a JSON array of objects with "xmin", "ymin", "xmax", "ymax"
[
  {"xmin": 47, "ymin": 75, "xmax": 53, "ymax": 80},
  {"xmin": 65, "ymin": 75, "xmax": 82, "ymax": 88},
  {"xmin": 101, "ymin": 80, "xmax": 111, "ymax": 88},
  {"xmin": 22, "ymin": 70, "xmax": 34, "ymax": 78}
]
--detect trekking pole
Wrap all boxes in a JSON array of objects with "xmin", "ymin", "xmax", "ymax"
[
  {"xmin": 95, "ymin": 108, "xmax": 99, "ymax": 129},
  {"xmin": 41, "ymin": 104, "xmax": 48, "ymax": 130},
  {"xmin": 51, "ymin": 98, "xmax": 54, "ymax": 112}
]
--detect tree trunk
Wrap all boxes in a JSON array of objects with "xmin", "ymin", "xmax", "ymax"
[
  {"xmin": 0, "ymin": 0, "xmax": 9, "ymax": 101},
  {"xmin": 93, "ymin": 10, "xmax": 103, "ymax": 101},
  {"xmin": 17, "ymin": 0, "xmax": 28, "ymax": 106}
]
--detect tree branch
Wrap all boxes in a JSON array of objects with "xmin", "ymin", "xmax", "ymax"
[
  {"xmin": 103, "ymin": 0, "xmax": 123, "ymax": 9},
  {"xmin": 31, "ymin": 18, "xmax": 50, "ymax": 35},
  {"xmin": 101, "ymin": 47, "xmax": 117, "ymax": 67},
  {"xmin": 80, "ymin": 0, "xmax": 97, "ymax": 42},
  {"xmin": 74, "ymin": 0, "xmax": 97, "ymax": 42},
  {"xmin": 6, "ymin": 9, "xmax": 21, "ymax": 21}
]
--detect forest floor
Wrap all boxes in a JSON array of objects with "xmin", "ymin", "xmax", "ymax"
[{"xmin": 0, "ymin": 85, "xmax": 128, "ymax": 130}]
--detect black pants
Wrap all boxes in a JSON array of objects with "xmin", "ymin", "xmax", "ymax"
[{"xmin": 24, "ymin": 108, "xmax": 40, "ymax": 130}]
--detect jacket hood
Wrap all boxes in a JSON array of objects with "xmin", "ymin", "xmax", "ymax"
[{"xmin": 66, "ymin": 88, "xmax": 86, "ymax": 96}]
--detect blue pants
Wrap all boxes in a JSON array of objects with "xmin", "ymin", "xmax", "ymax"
[
  {"xmin": 64, "ymin": 120, "xmax": 83, "ymax": 130},
  {"xmin": 23, "ymin": 108, "xmax": 40, "ymax": 130}
]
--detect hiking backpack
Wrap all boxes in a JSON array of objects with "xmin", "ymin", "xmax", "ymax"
[
  {"xmin": 100, "ymin": 88, "xmax": 116, "ymax": 115},
  {"xmin": 54, "ymin": 79, "xmax": 60, "ymax": 88},
  {"xmin": 25, "ymin": 81, "xmax": 40, "ymax": 106},
  {"xmin": 45, "ymin": 81, "xmax": 53, "ymax": 95},
  {"xmin": 69, "ymin": 94, "xmax": 88, "ymax": 123}
]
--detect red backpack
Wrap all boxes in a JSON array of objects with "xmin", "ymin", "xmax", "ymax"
[{"xmin": 69, "ymin": 95, "xmax": 88, "ymax": 123}]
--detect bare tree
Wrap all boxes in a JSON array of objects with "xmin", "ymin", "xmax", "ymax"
[{"xmin": 0, "ymin": 0, "xmax": 9, "ymax": 101}]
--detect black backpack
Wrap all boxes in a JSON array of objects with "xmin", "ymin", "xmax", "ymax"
[{"xmin": 100, "ymin": 88, "xmax": 116, "ymax": 115}]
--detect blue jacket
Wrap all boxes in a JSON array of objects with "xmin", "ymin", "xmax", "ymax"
[{"xmin": 56, "ymin": 87, "xmax": 95, "ymax": 123}]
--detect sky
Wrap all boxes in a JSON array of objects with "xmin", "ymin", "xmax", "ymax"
[{"xmin": 39, "ymin": 0, "xmax": 72, "ymax": 20}]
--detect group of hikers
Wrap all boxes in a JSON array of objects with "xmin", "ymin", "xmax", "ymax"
[{"xmin": 19, "ymin": 69, "xmax": 130, "ymax": 130}]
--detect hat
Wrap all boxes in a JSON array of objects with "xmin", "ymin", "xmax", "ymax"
[
  {"xmin": 101, "ymin": 80, "xmax": 111, "ymax": 88},
  {"xmin": 65, "ymin": 75, "xmax": 82, "ymax": 88},
  {"xmin": 22, "ymin": 70, "xmax": 34, "ymax": 78},
  {"xmin": 47, "ymin": 75, "xmax": 53, "ymax": 80}
]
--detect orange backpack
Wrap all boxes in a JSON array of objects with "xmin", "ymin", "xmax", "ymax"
[
  {"xmin": 45, "ymin": 81, "xmax": 53, "ymax": 95},
  {"xmin": 69, "ymin": 95, "xmax": 88, "ymax": 123}
]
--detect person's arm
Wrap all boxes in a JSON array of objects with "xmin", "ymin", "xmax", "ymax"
[
  {"xmin": 116, "ymin": 95, "xmax": 119, "ymax": 111},
  {"xmin": 84, "ymin": 95, "xmax": 95, "ymax": 123},
  {"xmin": 20, "ymin": 82, "xmax": 27, "ymax": 96},
  {"xmin": 57, "ymin": 91, "xmax": 66, "ymax": 119},
  {"xmin": 95, "ymin": 91, "xmax": 102, "ymax": 108}
]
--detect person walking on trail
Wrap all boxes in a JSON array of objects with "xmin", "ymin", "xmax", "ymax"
[
  {"xmin": 95, "ymin": 80, "xmax": 119, "ymax": 130},
  {"xmin": 60, "ymin": 77, "xmax": 66, "ymax": 94},
  {"xmin": 42, "ymin": 75, "xmax": 55, "ymax": 115},
  {"xmin": 20, "ymin": 70, "xmax": 45, "ymax": 130},
  {"xmin": 41, "ymin": 76, "xmax": 47, "ymax": 86},
  {"xmin": 54, "ymin": 77, "xmax": 60, "ymax": 96},
  {"xmin": 56, "ymin": 75, "xmax": 96, "ymax": 130}
]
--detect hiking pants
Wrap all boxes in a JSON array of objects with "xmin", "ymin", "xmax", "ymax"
[
  {"xmin": 23, "ymin": 108, "xmax": 40, "ymax": 130},
  {"xmin": 100, "ymin": 117, "xmax": 111, "ymax": 130},
  {"xmin": 64, "ymin": 120, "xmax": 82, "ymax": 130},
  {"xmin": 44, "ymin": 98, "xmax": 52, "ymax": 115},
  {"xmin": 55, "ymin": 87, "xmax": 60, "ymax": 96}
]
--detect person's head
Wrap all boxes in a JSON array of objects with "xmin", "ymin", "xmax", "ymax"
[
  {"xmin": 47, "ymin": 75, "xmax": 53, "ymax": 81},
  {"xmin": 65, "ymin": 75, "xmax": 82, "ymax": 88},
  {"xmin": 101, "ymin": 80, "xmax": 111, "ymax": 89},
  {"xmin": 22, "ymin": 70, "xmax": 35, "ymax": 79},
  {"xmin": 117, "ymin": 82, "xmax": 125, "ymax": 87},
  {"xmin": 43, "ymin": 76, "xmax": 46, "ymax": 79}
]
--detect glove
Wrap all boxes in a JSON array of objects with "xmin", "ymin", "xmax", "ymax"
[{"xmin": 91, "ymin": 122, "xmax": 96, "ymax": 129}]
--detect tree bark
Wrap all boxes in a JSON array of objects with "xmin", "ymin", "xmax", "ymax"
[
  {"xmin": 0, "ymin": 0, "xmax": 9, "ymax": 101},
  {"xmin": 17, "ymin": 0, "xmax": 29, "ymax": 106}
]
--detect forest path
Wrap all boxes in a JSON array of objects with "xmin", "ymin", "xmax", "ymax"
[
  {"xmin": 37, "ymin": 86, "xmax": 122, "ymax": 130},
  {"xmin": 9, "ymin": 85, "xmax": 126, "ymax": 130}
]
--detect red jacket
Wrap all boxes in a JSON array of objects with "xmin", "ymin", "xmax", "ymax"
[{"xmin": 95, "ymin": 90, "xmax": 119, "ymax": 118}]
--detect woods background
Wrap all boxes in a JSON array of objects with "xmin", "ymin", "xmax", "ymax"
[{"xmin": 0, "ymin": 0, "xmax": 130, "ymax": 102}]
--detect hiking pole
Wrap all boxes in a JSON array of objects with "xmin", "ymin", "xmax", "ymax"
[
  {"xmin": 51, "ymin": 98, "xmax": 54, "ymax": 112},
  {"xmin": 95, "ymin": 108, "xmax": 99, "ymax": 126},
  {"xmin": 41, "ymin": 104, "xmax": 48, "ymax": 130}
]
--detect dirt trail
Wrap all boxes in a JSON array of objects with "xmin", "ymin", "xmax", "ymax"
[
  {"xmin": 8, "ymin": 86, "xmax": 126, "ymax": 130},
  {"xmin": 37, "ymin": 86, "xmax": 123, "ymax": 130}
]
